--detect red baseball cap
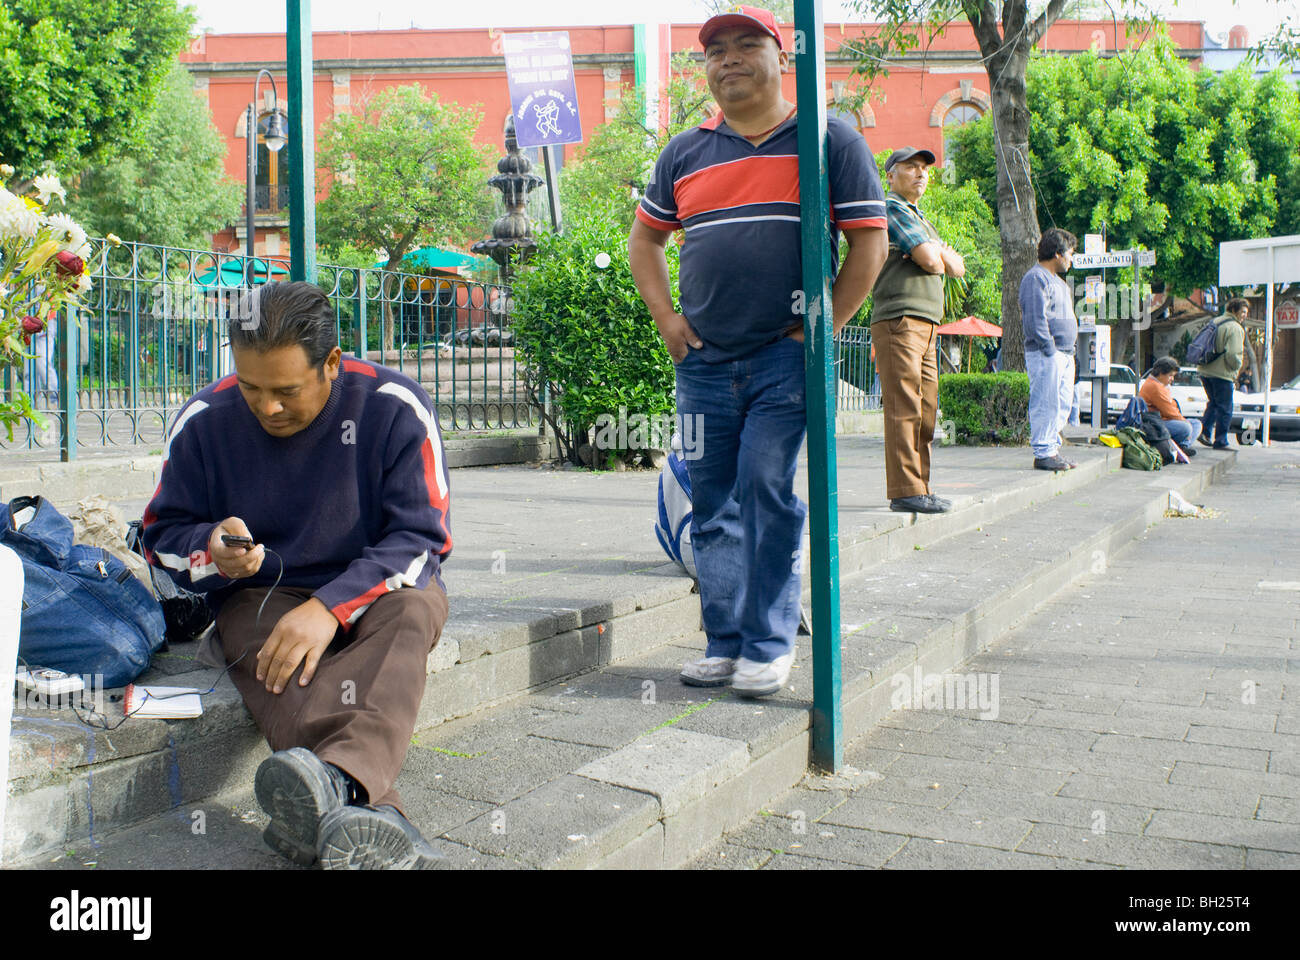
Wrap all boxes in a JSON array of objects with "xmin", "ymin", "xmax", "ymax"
[{"xmin": 699, "ymin": 5, "xmax": 783, "ymax": 51}]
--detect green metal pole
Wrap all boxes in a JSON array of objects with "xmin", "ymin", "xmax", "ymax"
[
  {"xmin": 355, "ymin": 269, "xmax": 367, "ymax": 359},
  {"xmin": 286, "ymin": 0, "xmax": 317, "ymax": 283},
  {"xmin": 794, "ymin": 0, "xmax": 843, "ymax": 772},
  {"xmin": 59, "ymin": 304, "xmax": 78, "ymax": 461}
]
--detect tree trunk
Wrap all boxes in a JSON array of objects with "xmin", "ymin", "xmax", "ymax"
[{"xmin": 985, "ymin": 60, "xmax": 1039, "ymax": 375}]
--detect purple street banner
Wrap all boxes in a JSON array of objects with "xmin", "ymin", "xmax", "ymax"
[{"xmin": 502, "ymin": 31, "xmax": 583, "ymax": 149}]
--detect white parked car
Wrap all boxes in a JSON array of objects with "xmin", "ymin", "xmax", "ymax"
[
  {"xmin": 1168, "ymin": 366, "xmax": 1208, "ymax": 418},
  {"xmin": 1232, "ymin": 373, "xmax": 1300, "ymax": 442},
  {"xmin": 1075, "ymin": 363, "xmax": 1137, "ymax": 424}
]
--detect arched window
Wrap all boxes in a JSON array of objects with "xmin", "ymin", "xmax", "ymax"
[
  {"xmin": 255, "ymin": 112, "xmax": 291, "ymax": 215},
  {"xmin": 942, "ymin": 102, "xmax": 983, "ymax": 177},
  {"xmin": 827, "ymin": 100, "xmax": 861, "ymax": 133}
]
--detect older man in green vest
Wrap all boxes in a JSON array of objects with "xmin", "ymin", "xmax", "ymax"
[{"xmin": 871, "ymin": 147, "xmax": 966, "ymax": 513}]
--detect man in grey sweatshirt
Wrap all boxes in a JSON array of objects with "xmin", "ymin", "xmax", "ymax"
[{"xmin": 1018, "ymin": 228, "xmax": 1079, "ymax": 471}]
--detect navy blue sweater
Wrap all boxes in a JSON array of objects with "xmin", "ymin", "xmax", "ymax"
[{"xmin": 141, "ymin": 358, "xmax": 451, "ymax": 628}]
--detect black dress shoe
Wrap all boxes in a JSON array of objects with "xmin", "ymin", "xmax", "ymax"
[
  {"xmin": 1196, "ymin": 433, "xmax": 1214, "ymax": 448},
  {"xmin": 255, "ymin": 748, "xmax": 359, "ymax": 866},
  {"xmin": 891, "ymin": 495, "xmax": 947, "ymax": 514},
  {"xmin": 317, "ymin": 803, "xmax": 444, "ymax": 870}
]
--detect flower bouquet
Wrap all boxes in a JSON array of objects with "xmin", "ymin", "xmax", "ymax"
[{"xmin": 0, "ymin": 163, "xmax": 111, "ymax": 441}]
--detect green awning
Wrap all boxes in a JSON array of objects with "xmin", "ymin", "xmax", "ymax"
[
  {"xmin": 194, "ymin": 258, "xmax": 290, "ymax": 289},
  {"xmin": 374, "ymin": 246, "xmax": 488, "ymax": 274}
]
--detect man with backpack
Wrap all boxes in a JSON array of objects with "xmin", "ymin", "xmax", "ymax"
[
  {"xmin": 1191, "ymin": 297, "xmax": 1248, "ymax": 450},
  {"xmin": 627, "ymin": 6, "xmax": 887, "ymax": 696}
]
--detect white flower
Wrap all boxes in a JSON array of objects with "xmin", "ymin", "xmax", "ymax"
[
  {"xmin": 44, "ymin": 212, "xmax": 87, "ymax": 254},
  {"xmin": 0, "ymin": 191, "xmax": 40, "ymax": 239},
  {"xmin": 32, "ymin": 173, "xmax": 65, "ymax": 205},
  {"xmin": 76, "ymin": 274, "xmax": 93, "ymax": 294},
  {"xmin": 0, "ymin": 164, "xmax": 13, "ymax": 179}
]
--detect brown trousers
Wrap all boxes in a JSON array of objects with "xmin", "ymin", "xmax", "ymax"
[
  {"xmin": 872, "ymin": 316, "xmax": 939, "ymax": 500},
  {"xmin": 216, "ymin": 580, "xmax": 448, "ymax": 812}
]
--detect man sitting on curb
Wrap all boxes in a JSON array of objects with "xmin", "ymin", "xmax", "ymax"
[
  {"xmin": 1139, "ymin": 356, "xmax": 1200, "ymax": 456},
  {"xmin": 142, "ymin": 281, "xmax": 452, "ymax": 869}
]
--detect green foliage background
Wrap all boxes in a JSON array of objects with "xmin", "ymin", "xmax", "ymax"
[
  {"xmin": 947, "ymin": 32, "xmax": 1300, "ymax": 297},
  {"xmin": 0, "ymin": 0, "xmax": 194, "ymax": 180},
  {"xmin": 512, "ymin": 198, "xmax": 678, "ymax": 463},
  {"xmin": 64, "ymin": 60, "xmax": 242, "ymax": 248}
]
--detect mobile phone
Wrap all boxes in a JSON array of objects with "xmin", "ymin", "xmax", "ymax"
[{"xmin": 221, "ymin": 534, "xmax": 254, "ymax": 548}]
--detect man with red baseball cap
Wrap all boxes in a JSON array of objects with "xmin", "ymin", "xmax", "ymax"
[{"xmin": 629, "ymin": 5, "xmax": 887, "ymax": 697}]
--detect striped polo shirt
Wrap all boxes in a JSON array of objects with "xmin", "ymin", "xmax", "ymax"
[{"xmin": 636, "ymin": 113, "xmax": 886, "ymax": 362}]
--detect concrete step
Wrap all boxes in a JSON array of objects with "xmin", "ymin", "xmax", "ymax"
[{"xmin": 2, "ymin": 444, "xmax": 1237, "ymax": 863}]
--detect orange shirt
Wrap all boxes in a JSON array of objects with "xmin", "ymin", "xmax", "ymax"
[{"xmin": 1139, "ymin": 376, "xmax": 1184, "ymax": 421}]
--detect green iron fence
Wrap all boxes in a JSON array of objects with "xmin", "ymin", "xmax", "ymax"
[
  {"xmin": 1, "ymin": 238, "xmax": 876, "ymax": 457},
  {"xmin": 0, "ymin": 238, "xmax": 537, "ymax": 455}
]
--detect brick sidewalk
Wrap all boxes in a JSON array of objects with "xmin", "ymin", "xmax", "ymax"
[{"xmin": 689, "ymin": 444, "xmax": 1300, "ymax": 869}]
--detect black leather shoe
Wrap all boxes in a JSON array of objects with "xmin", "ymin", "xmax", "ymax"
[
  {"xmin": 317, "ymin": 803, "xmax": 444, "ymax": 870},
  {"xmin": 891, "ymin": 495, "xmax": 947, "ymax": 514},
  {"xmin": 255, "ymin": 748, "xmax": 357, "ymax": 866},
  {"xmin": 1196, "ymin": 433, "xmax": 1214, "ymax": 448},
  {"xmin": 1178, "ymin": 444, "xmax": 1197, "ymax": 457},
  {"xmin": 1034, "ymin": 456, "xmax": 1071, "ymax": 471}
]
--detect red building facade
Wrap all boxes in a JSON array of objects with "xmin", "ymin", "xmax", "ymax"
[{"xmin": 180, "ymin": 19, "xmax": 1206, "ymax": 257}]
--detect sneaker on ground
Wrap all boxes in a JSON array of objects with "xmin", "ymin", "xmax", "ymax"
[
  {"xmin": 925, "ymin": 493, "xmax": 952, "ymax": 510},
  {"xmin": 1033, "ymin": 455, "xmax": 1071, "ymax": 471},
  {"xmin": 731, "ymin": 652, "xmax": 794, "ymax": 698},
  {"xmin": 681, "ymin": 656, "xmax": 735, "ymax": 687},
  {"xmin": 890, "ymin": 494, "xmax": 947, "ymax": 513},
  {"xmin": 316, "ymin": 803, "xmax": 443, "ymax": 870},
  {"xmin": 255, "ymin": 747, "xmax": 356, "ymax": 866}
]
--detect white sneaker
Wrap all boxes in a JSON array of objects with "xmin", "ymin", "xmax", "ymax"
[
  {"xmin": 680, "ymin": 656, "xmax": 735, "ymax": 687},
  {"xmin": 731, "ymin": 652, "xmax": 794, "ymax": 698}
]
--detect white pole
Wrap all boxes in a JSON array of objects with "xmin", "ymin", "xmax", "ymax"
[
  {"xmin": 1265, "ymin": 248, "xmax": 1274, "ymax": 445},
  {"xmin": 0, "ymin": 544, "xmax": 24, "ymax": 866}
]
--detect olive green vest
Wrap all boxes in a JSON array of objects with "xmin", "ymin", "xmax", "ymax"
[{"xmin": 872, "ymin": 215, "xmax": 944, "ymax": 324}]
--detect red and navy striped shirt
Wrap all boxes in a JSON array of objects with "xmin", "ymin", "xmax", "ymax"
[
  {"xmin": 636, "ymin": 113, "xmax": 886, "ymax": 362},
  {"xmin": 141, "ymin": 357, "xmax": 451, "ymax": 629}
]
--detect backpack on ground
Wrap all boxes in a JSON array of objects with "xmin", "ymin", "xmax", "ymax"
[
  {"xmin": 654, "ymin": 437, "xmax": 697, "ymax": 579},
  {"xmin": 1185, "ymin": 318, "xmax": 1226, "ymax": 366},
  {"xmin": 1115, "ymin": 394, "xmax": 1149, "ymax": 431},
  {"xmin": 3, "ymin": 496, "xmax": 165, "ymax": 687},
  {"xmin": 1139, "ymin": 411, "xmax": 1178, "ymax": 465},
  {"xmin": 1111, "ymin": 426, "xmax": 1163, "ymax": 471}
]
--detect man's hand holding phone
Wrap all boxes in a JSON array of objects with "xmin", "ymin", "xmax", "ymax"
[{"xmin": 209, "ymin": 518, "xmax": 265, "ymax": 579}]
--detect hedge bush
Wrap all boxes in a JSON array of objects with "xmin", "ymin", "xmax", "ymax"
[
  {"xmin": 511, "ymin": 198, "xmax": 678, "ymax": 465},
  {"xmin": 938, "ymin": 372, "xmax": 1030, "ymax": 445}
]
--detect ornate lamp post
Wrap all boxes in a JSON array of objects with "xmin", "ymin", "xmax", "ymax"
[
  {"xmin": 472, "ymin": 116, "xmax": 544, "ymax": 283},
  {"xmin": 246, "ymin": 69, "xmax": 288, "ymax": 287}
]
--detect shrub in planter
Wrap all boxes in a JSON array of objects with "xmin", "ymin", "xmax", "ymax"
[
  {"xmin": 512, "ymin": 198, "xmax": 678, "ymax": 466},
  {"xmin": 938, "ymin": 371, "xmax": 1030, "ymax": 445}
]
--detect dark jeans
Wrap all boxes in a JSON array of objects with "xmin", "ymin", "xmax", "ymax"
[{"xmin": 1201, "ymin": 375, "xmax": 1234, "ymax": 444}]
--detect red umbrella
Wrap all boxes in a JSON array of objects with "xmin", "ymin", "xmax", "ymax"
[
  {"xmin": 934, "ymin": 316, "xmax": 1001, "ymax": 372},
  {"xmin": 935, "ymin": 315, "xmax": 1002, "ymax": 337}
]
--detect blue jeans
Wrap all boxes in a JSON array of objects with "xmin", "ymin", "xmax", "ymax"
[
  {"xmin": 1201, "ymin": 376, "xmax": 1234, "ymax": 444},
  {"xmin": 1026, "ymin": 349, "xmax": 1075, "ymax": 460},
  {"xmin": 674, "ymin": 337, "xmax": 806, "ymax": 665},
  {"xmin": 1164, "ymin": 418, "xmax": 1202, "ymax": 447}
]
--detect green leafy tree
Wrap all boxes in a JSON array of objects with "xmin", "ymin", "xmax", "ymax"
[
  {"xmin": 62, "ymin": 60, "xmax": 242, "ymax": 248},
  {"xmin": 316, "ymin": 85, "xmax": 494, "ymax": 273},
  {"xmin": 0, "ymin": 0, "xmax": 195, "ymax": 183},
  {"xmin": 947, "ymin": 33, "xmax": 1300, "ymax": 363},
  {"xmin": 558, "ymin": 52, "xmax": 714, "ymax": 229}
]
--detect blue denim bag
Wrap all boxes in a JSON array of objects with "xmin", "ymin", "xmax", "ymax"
[{"xmin": 3, "ymin": 495, "xmax": 165, "ymax": 687}]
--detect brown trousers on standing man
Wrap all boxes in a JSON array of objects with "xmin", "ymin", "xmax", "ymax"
[
  {"xmin": 872, "ymin": 315, "xmax": 939, "ymax": 500},
  {"xmin": 217, "ymin": 581, "xmax": 448, "ymax": 813}
]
